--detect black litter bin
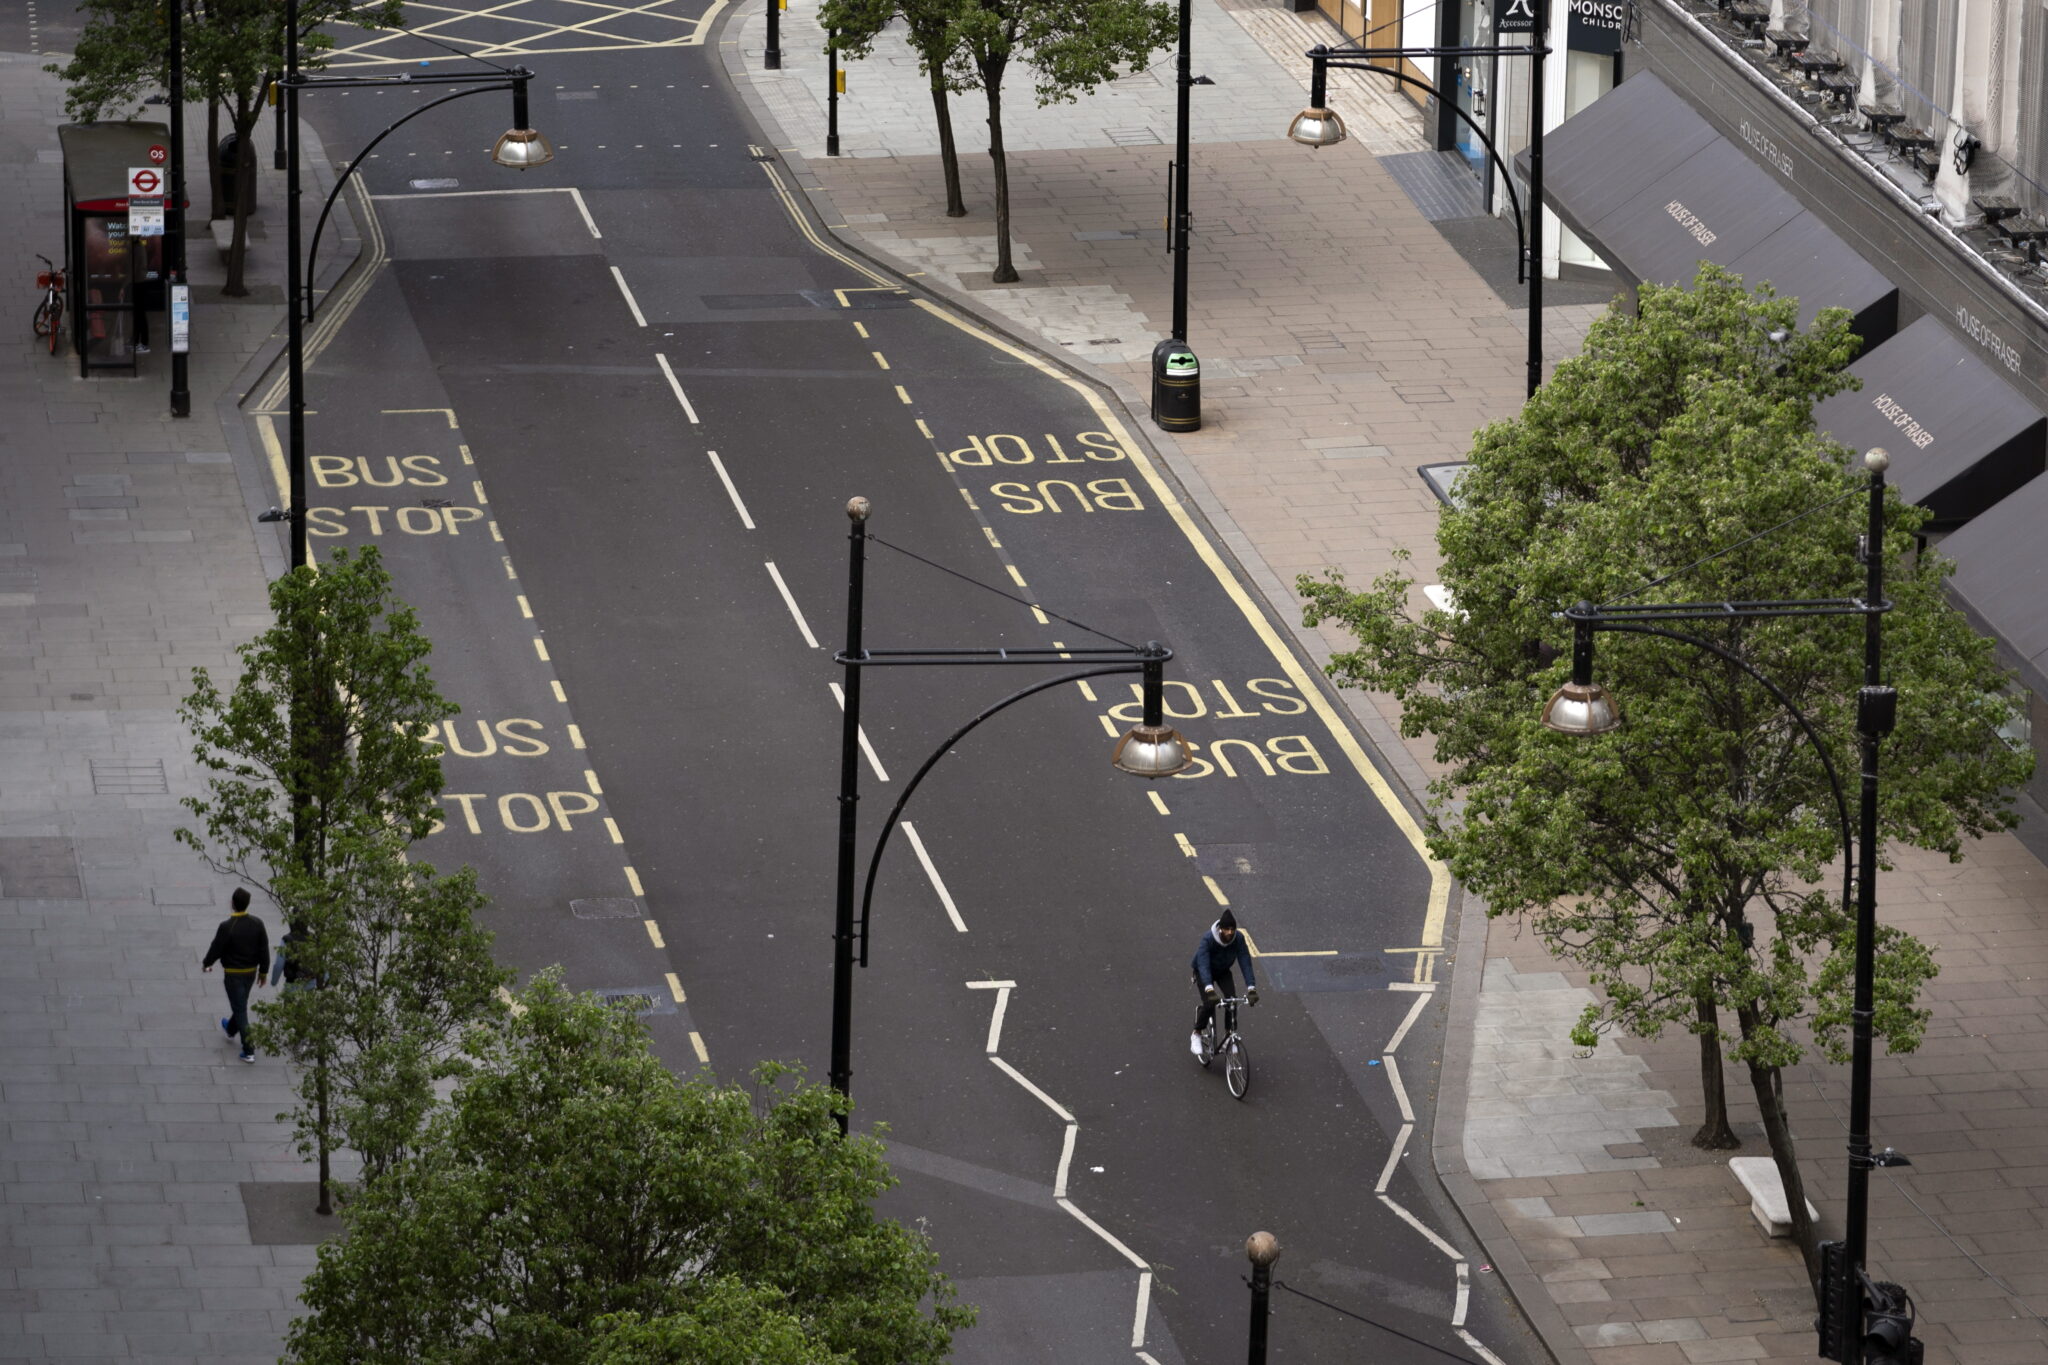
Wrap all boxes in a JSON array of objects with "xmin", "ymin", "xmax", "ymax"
[
  {"xmin": 1150, "ymin": 339, "xmax": 1201, "ymax": 432},
  {"xmin": 217, "ymin": 134, "xmax": 255, "ymax": 216}
]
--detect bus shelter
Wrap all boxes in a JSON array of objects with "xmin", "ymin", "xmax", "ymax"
[{"xmin": 57, "ymin": 121, "xmax": 172, "ymax": 377}]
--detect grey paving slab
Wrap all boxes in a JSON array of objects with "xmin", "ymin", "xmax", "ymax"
[{"xmin": 0, "ymin": 44, "xmax": 354, "ymax": 1364}]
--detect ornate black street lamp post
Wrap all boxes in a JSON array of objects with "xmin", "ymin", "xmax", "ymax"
[
  {"xmin": 1542, "ymin": 450, "xmax": 1917, "ymax": 1364},
  {"xmin": 828, "ymin": 498, "xmax": 1192, "ymax": 1132}
]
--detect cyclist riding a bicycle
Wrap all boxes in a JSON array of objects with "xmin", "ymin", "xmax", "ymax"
[{"xmin": 1189, "ymin": 909, "xmax": 1258, "ymax": 1056}]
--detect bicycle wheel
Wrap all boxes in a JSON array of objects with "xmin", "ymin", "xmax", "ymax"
[
  {"xmin": 1225, "ymin": 1038, "xmax": 1250, "ymax": 1099},
  {"xmin": 34, "ymin": 297, "xmax": 60, "ymax": 355}
]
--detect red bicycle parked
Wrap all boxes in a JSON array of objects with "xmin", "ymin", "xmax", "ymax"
[{"xmin": 31, "ymin": 254, "xmax": 65, "ymax": 356}]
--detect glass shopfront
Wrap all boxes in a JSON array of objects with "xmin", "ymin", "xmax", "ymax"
[
  {"xmin": 1317, "ymin": 0, "xmax": 1421, "ymax": 99},
  {"xmin": 1452, "ymin": 0, "xmax": 1497, "ymax": 174}
]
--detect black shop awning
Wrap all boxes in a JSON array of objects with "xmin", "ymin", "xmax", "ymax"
[
  {"xmin": 1532, "ymin": 73, "xmax": 1900, "ymax": 348},
  {"xmin": 1531, "ymin": 71, "xmax": 1720, "ymax": 245},
  {"xmin": 1723, "ymin": 211, "xmax": 1898, "ymax": 342},
  {"xmin": 1813, "ymin": 316, "xmax": 2047, "ymax": 526},
  {"xmin": 1941, "ymin": 474, "xmax": 2048, "ymax": 699}
]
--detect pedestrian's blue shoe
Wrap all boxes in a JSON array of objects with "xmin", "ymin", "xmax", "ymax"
[
  {"xmin": 221, "ymin": 1017, "xmax": 234, "ymax": 1039},
  {"xmin": 239, "ymin": 1052, "xmax": 256, "ymax": 1064}
]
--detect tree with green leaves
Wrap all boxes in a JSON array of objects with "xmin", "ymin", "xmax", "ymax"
[
  {"xmin": 285, "ymin": 974, "xmax": 974, "ymax": 1365},
  {"xmin": 179, "ymin": 544, "xmax": 462, "ymax": 1210},
  {"xmin": 178, "ymin": 545, "xmax": 454, "ymax": 886},
  {"xmin": 251, "ymin": 824, "xmax": 509, "ymax": 1201},
  {"xmin": 962, "ymin": 0, "xmax": 1175, "ymax": 282},
  {"xmin": 51, "ymin": 0, "xmax": 403, "ymax": 296},
  {"xmin": 822, "ymin": 0, "xmax": 973, "ymax": 218},
  {"xmin": 1301, "ymin": 265, "xmax": 2032, "ymax": 1275},
  {"xmin": 589, "ymin": 1284, "xmax": 851, "ymax": 1365},
  {"xmin": 841, "ymin": 0, "xmax": 1172, "ymax": 283}
]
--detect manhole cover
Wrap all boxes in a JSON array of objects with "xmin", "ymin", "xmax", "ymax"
[
  {"xmin": 0, "ymin": 836, "xmax": 83, "ymax": 899},
  {"xmin": 90, "ymin": 759, "xmax": 167, "ymax": 795},
  {"xmin": 571, "ymin": 898, "xmax": 639, "ymax": 920},
  {"xmin": 1195, "ymin": 845, "xmax": 1257, "ymax": 876},
  {"xmin": 702, "ymin": 293, "xmax": 821, "ymax": 310}
]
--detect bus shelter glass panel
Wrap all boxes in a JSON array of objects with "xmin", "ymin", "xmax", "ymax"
[{"xmin": 79, "ymin": 215, "xmax": 138, "ymax": 371}]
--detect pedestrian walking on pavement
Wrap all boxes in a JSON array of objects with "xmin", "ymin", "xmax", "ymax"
[{"xmin": 202, "ymin": 887, "xmax": 270, "ymax": 1063}]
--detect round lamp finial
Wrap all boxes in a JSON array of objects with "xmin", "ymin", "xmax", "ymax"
[
  {"xmin": 1246, "ymin": 1231, "xmax": 1282, "ymax": 1266},
  {"xmin": 1864, "ymin": 448, "xmax": 1890, "ymax": 474},
  {"xmin": 847, "ymin": 497, "xmax": 871, "ymax": 522}
]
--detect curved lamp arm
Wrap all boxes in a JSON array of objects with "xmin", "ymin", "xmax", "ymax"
[
  {"xmin": 303, "ymin": 78, "xmax": 520, "ymax": 321},
  {"xmin": 857, "ymin": 664, "xmax": 1148, "ymax": 965},
  {"xmin": 1586, "ymin": 619, "xmax": 1855, "ymax": 916},
  {"xmin": 1316, "ymin": 59, "xmax": 1530, "ymax": 282}
]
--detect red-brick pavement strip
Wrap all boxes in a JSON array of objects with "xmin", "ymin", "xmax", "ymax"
[{"xmin": 795, "ymin": 130, "xmax": 2048, "ymax": 1365}]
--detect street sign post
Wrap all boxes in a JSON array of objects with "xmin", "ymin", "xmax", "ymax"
[
  {"xmin": 127, "ymin": 166, "xmax": 165, "ymax": 237},
  {"xmin": 170, "ymin": 283, "xmax": 191, "ymax": 355}
]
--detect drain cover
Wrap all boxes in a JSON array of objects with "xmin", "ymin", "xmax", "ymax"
[
  {"xmin": 90, "ymin": 759, "xmax": 167, "ymax": 795},
  {"xmin": 596, "ymin": 987, "xmax": 674, "ymax": 1016},
  {"xmin": 571, "ymin": 898, "xmax": 639, "ymax": 920}
]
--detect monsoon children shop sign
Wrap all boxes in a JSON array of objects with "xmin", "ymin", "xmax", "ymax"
[{"xmin": 1568, "ymin": 0, "xmax": 1625, "ymax": 53}]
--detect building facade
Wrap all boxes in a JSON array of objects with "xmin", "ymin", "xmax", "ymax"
[{"xmin": 1388, "ymin": 0, "xmax": 2048, "ymax": 806}]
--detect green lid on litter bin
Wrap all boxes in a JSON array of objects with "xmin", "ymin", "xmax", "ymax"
[{"xmin": 1165, "ymin": 350, "xmax": 1198, "ymax": 374}]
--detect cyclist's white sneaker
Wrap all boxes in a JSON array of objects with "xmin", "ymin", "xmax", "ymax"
[{"xmin": 1189, "ymin": 1031, "xmax": 1204, "ymax": 1058}]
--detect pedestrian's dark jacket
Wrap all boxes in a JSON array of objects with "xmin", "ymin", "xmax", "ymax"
[
  {"xmin": 203, "ymin": 909, "xmax": 271, "ymax": 977},
  {"xmin": 1190, "ymin": 922, "xmax": 1255, "ymax": 990}
]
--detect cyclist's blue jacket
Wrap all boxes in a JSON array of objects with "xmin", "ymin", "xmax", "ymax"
[{"xmin": 1191, "ymin": 922, "xmax": 1256, "ymax": 990}]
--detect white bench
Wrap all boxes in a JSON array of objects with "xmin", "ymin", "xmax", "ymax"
[{"xmin": 1730, "ymin": 1156, "xmax": 1818, "ymax": 1237}]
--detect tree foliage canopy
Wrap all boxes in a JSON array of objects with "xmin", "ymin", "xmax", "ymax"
[
  {"xmin": 52, "ymin": 0, "xmax": 404, "ymax": 291},
  {"xmin": 179, "ymin": 545, "xmax": 455, "ymax": 894},
  {"xmin": 1301, "ymin": 266, "xmax": 2032, "ymax": 1072},
  {"xmin": 253, "ymin": 825, "xmax": 509, "ymax": 1182},
  {"xmin": 55, "ymin": 0, "xmax": 403, "ymax": 121},
  {"xmin": 287, "ymin": 975, "xmax": 973, "ymax": 1365},
  {"xmin": 820, "ymin": 0, "xmax": 1172, "ymax": 279}
]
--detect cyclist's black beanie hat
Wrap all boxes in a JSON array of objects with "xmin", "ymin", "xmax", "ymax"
[{"xmin": 1217, "ymin": 909, "xmax": 1237, "ymax": 931}]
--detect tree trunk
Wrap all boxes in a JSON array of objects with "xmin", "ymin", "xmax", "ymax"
[
  {"xmin": 930, "ymin": 74, "xmax": 965, "ymax": 217},
  {"xmin": 982, "ymin": 64, "xmax": 1017, "ymax": 284},
  {"xmin": 315, "ymin": 1042, "xmax": 333, "ymax": 1215},
  {"xmin": 207, "ymin": 99, "xmax": 223, "ymax": 221},
  {"xmin": 1692, "ymin": 993, "xmax": 1740, "ymax": 1149},
  {"xmin": 223, "ymin": 108, "xmax": 258, "ymax": 298},
  {"xmin": 1739, "ymin": 1006, "xmax": 1822, "ymax": 1288}
]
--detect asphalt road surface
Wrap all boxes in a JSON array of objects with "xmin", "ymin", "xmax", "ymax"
[{"xmin": 229, "ymin": 4, "xmax": 1548, "ymax": 1362}]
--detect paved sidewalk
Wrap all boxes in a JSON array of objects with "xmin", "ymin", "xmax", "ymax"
[
  {"xmin": 0, "ymin": 50, "xmax": 354, "ymax": 1362},
  {"xmin": 10, "ymin": 0, "xmax": 2048, "ymax": 1358},
  {"xmin": 724, "ymin": 5, "xmax": 2048, "ymax": 1364}
]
